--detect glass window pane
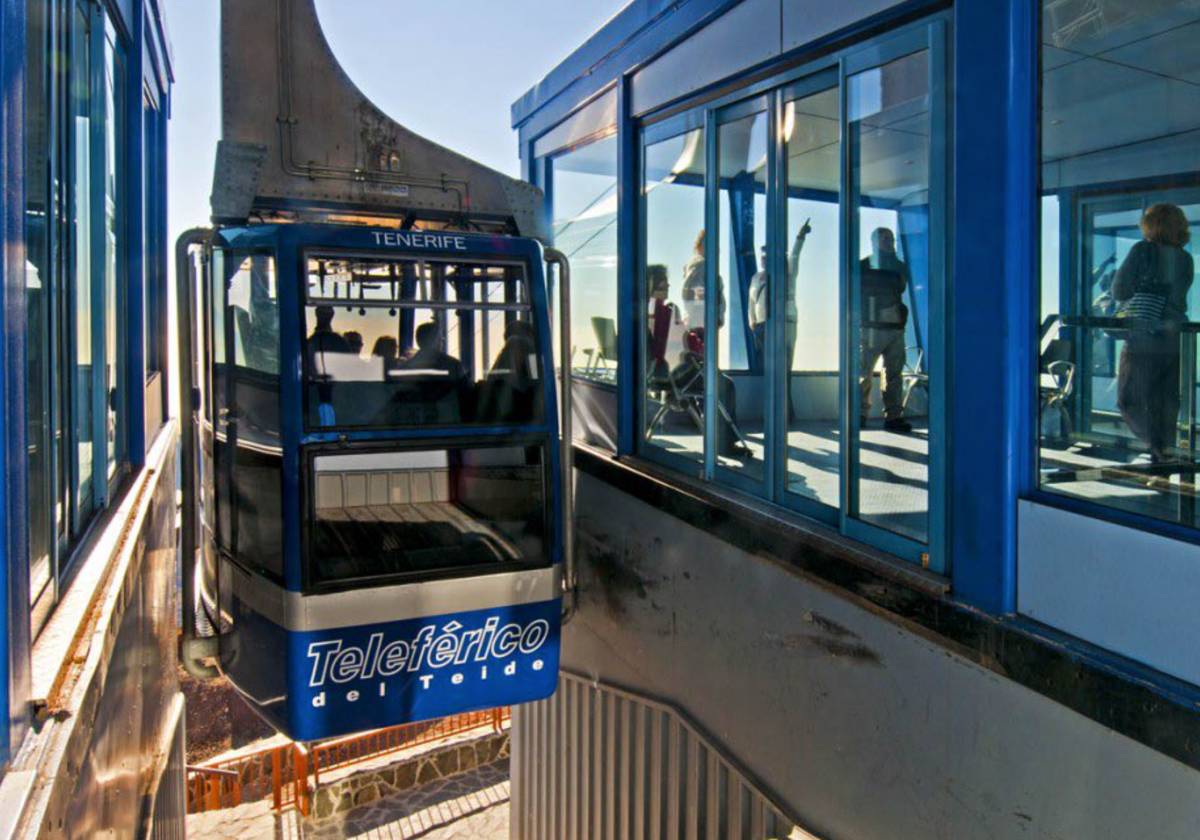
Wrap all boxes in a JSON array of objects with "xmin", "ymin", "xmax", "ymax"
[
  {"xmin": 642, "ymin": 127, "xmax": 707, "ymax": 467},
  {"xmin": 215, "ymin": 252, "xmax": 283, "ymax": 579},
  {"xmin": 26, "ymin": 0, "xmax": 52, "ymax": 605},
  {"xmin": 715, "ymin": 110, "xmax": 768, "ymax": 482},
  {"xmin": 1039, "ymin": 0, "xmax": 1200, "ymax": 528},
  {"xmin": 103, "ymin": 22, "xmax": 124, "ymax": 479},
  {"xmin": 71, "ymin": 0, "xmax": 93, "ymax": 531},
  {"xmin": 783, "ymin": 85, "xmax": 842, "ymax": 508},
  {"xmin": 848, "ymin": 50, "xmax": 932, "ymax": 543},
  {"xmin": 308, "ymin": 445, "xmax": 548, "ymax": 589},
  {"xmin": 304, "ymin": 256, "xmax": 542, "ymax": 429},
  {"xmin": 549, "ymin": 134, "xmax": 619, "ymax": 449}
]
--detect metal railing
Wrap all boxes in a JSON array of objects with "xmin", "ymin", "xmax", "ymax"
[
  {"xmin": 512, "ymin": 672, "xmax": 821, "ymax": 840},
  {"xmin": 187, "ymin": 765, "xmax": 242, "ymax": 814},
  {"xmin": 186, "ymin": 707, "xmax": 510, "ymax": 816},
  {"xmin": 310, "ymin": 706, "xmax": 509, "ymax": 783}
]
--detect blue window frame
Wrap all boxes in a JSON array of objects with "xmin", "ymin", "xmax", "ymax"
[{"xmin": 629, "ymin": 17, "xmax": 949, "ymax": 569}]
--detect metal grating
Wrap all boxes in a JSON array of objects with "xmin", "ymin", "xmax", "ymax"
[
  {"xmin": 145, "ymin": 697, "xmax": 188, "ymax": 840},
  {"xmin": 512, "ymin": 670, "xmax": 821, "ymax": 840}
]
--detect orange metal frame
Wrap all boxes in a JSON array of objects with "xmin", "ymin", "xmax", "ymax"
[{"xmin": 186, "ymin": 707, "xmax": 511, "ymax": 816}]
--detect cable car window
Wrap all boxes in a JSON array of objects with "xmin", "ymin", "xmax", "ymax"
[
  {"xmin": 306, "ymin": 444, "xmax": 549, "ymax": 589},
  {"xmin": 303, "ymin": 255, "xmax": 544, "ymax": 429},
  {"xmin": 213, "ymin": 249, "xmax": 283, "ymax": 580}
]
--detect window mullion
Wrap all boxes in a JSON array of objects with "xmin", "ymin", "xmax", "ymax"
[
  {"xmin": 703, "ymin": 110, "xmax": 718, "ymax": 482},
  {"xmin": 88, "ymin": 1, "xmax": 108, "ymax": 513}
]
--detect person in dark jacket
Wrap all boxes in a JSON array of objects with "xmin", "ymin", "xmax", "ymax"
[
  {"xmin": 858, "ymin": 228, "xmax": 912, "ymax": 433},
  {"xmin": 1112, "ymin": 202, "xmax": 1194, "ymax": 463}
]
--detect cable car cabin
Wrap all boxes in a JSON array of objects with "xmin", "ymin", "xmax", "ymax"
[{"xmin": 195, "ymin": 223, "xmax": 563, "ymax": 741}]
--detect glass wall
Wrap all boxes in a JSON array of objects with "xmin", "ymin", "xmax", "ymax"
[
  {"xmin": 25, "ymin": 0, "xmax": 53, "ymax": 608},
  {"xmin": 715, "ymin": 105, "xmax": 769, "ymax": 489},
  {"xmin": 548, "ymin": 134, "xmax": 619, "ymax": 449},
  {"xmin": 70, "ymin": 0, "xmax": 94, "ymax": 531},
  {"xmin": 782, "ymin": 83, "xmax": 842, "ymax": 510},
  {"xmin": 103, "ymin": 18, "xmax": 125, "ymax": 481},
  {"xmin": 1038, "ymin": 0, "xmax": 1200, "ymax": 530},
  {"xmin": 847, "ymin": 49, "xmax": 933, "ymax": 544},
  {"xmin": 634, "ymin": 24, "xmax": 944, "ymax": 564},
  {"xmin": 642, "ymin": 126, "xmax": 707, "ymax": 469},
  {"xmin": 24, "ymin": 0, "xmax": 145, "ymax": 629}
]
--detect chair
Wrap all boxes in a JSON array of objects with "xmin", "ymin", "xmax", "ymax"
[
  {"xmin": 1039, "ymin": 336, "xmax": 1076, "ymax": 448},
  {"xmin": 644, "ymin": 352, "xmax": 752, "ymax": 457},
  {"xmin": 645, "ymin": 355, "xmax": 705, "ymax": 440},
  {"xmin": 587, "ymin": 317, "xmax": 618, "ymax": 376},
  {"xmin": 902, "ymin": 346, "xmax": 929, "ymax": 411}
]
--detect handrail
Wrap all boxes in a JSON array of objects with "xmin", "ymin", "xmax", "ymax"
[
  {"xmin": 544, "ymin": 248, "xmax": 576, "ymax": 622},
  {"xmin": 518, "ymin": 672, "xmax": 825, "ymax": 840},
  {"xmin": 1059, "ymin": 314, "xmax": 1200, "ymax": 333},
  {"xmin": 174, "ymin": 227, "xmax": 220, "ymax": 680},
  {"xmin": 186, "ymin": 765, "xmax": 239, "ymax": 779}
]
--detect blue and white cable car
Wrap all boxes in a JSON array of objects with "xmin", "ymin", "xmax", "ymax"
[{"xmin": 179, "ymin": 222, "xmax": 571, "ymax": 741}]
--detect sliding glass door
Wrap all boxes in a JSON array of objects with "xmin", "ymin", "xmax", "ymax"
[{"xmin": 636, "ymin": 21, "xmax": 947, "ymax": 568}]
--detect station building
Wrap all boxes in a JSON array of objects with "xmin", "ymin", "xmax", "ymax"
[
  {"xmin": 0, "ymin": 0, "xmax": 179, "ymax": 837},
  {"xmin": 511, "ymin": 1, "xmax": 1200, "ymax": 837}
]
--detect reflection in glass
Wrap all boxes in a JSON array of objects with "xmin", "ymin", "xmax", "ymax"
[
  {"xmin": 550, "ymin": 135, "xmax": 619, "ymax": 387},
  {"xmin": 1039, "ymin": 0, "xmax": 1200, "ymax": 528},
  {"xmin": 215, "ymin": 253, "xmax": 283, "ymax": 579},
  {"xmin": 550, "ymin": 134, "xmax": 620, "ymax": 449},
  {"xmin": 104, "ymin": 23, "xmax": 124, "ymax": 479},
  {"xmin": 716, "ymin": 110, "xmax": 767, "ymax": 482},
  {"xmin": 642, "ymin": 127, "xmax": 707, "ymax": 467},
  {"xmin": 848, "ymin": 50, "xmax": 932, "ymax": 543},
  {"xmin": 783, "ymin": 86, "xmax": 842, "ymax": 508},
  {"xmin": 26, "ymin": 0, "xmax": 52, "ymax": 605},
  {"xmin": 71, "ymin": 1, "xmax": 94, "ymax": 530},
  {"xmin": 308, "ymin": 446, "xmax": 548, "ymax": 588},
  {"xmin": 304, "ymin": 256, "xmax": 541, "ymax": 429}
]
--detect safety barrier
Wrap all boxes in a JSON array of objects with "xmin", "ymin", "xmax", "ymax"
[
  {"xmin": 511, "ymin": 672, "xmax": 817, "ymax": 840},
  {"xmin": 186, "ymin": 707, "xmax": 510, "ymax": 816},
  {"xmin": 310, "ymin": 706, "xmax": 509, "ymax": 783}
]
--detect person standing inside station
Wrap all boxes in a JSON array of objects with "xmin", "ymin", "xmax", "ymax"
[
  {"xmin": 858, "ymin": 227, "xmax": 913, "ymax": 433},
  {"xmin": 749, "ymin": 220, "xmax": 811, "ymax": 421},
  {"xmin": 1112, "ymin": 202, "xmax": 1194, "ymax": 464}
]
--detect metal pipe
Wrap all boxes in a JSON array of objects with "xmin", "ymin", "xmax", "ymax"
[
  {"xmin": 544, "ymin": 248, "xmax": 576, "ymax": 622},
  {"xmin": 175, "ymin": 227, "xmax": 220, "ymax": 680}
]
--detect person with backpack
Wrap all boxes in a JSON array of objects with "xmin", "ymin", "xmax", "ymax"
[{"xmin": 1112, "ymin": 202, "xmax": 1194, "ymax": 463}]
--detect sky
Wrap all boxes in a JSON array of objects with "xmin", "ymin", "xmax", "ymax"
[{"xmin": 164, "ymin": 0, "xmax": 629, "ymax": 244}]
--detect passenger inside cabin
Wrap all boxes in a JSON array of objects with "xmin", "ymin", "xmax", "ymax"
[
  {"xmin": 371, "ymin": 335, "xmax": 399, "ymax": 364},
  {"xmin": 307, "ymin": 304, "xmax": 353, "ymax": 368},
  {"xmin": 344, "ymin": 330, "xmax": 364, "ymax": 357},
  {"xmin": 479, "ymin": 318, "xmax": 541, "ymax": 422},
  {"xmin": 1113, "ymin": 202, "xmax": 1194, "ymax": 464},
  {"xmin": 859, "ymin": 227, "xmax": 912, "ymax": 433},
  {"xmin": 308, "ymin": 305, "xmax": 353, "ymax": 424},
  {"xmin": 404, "ymin": 322, "xmax": 465, "ymax": 381}
]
